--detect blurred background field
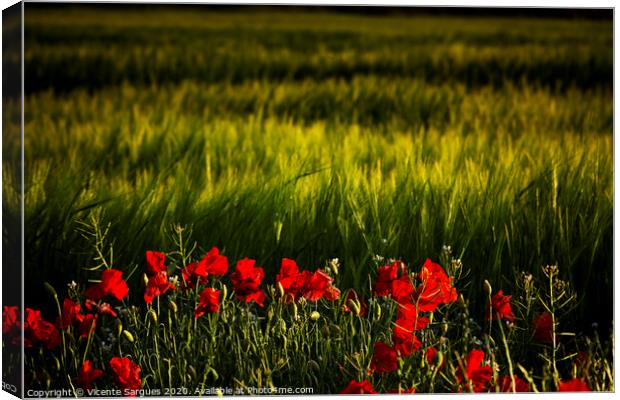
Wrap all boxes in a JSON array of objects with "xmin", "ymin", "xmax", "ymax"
[{"xmin": 5, "ymin": 5, "xmax": 612, "ymax": 332}]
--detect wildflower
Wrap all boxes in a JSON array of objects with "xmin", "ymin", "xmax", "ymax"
[
  {"xmin": 325, "ymin": 285, "xmax": 341, "ymax": 301},
  {"xmin": 3, "ymin": 306, "xmax": 20, "ymax": 336},
  {"xmin": 372, "ymin": 261, "xmax": 403, "ymax": 297},
  {"xmin": 144, "ymin": 271, "xmax": 176, "ymax": 304},
  {"xmin": 23, "ymin": 309, "xmax": 61, "ymax": 349},
  {"xmin": 396, "ymin": 303, "xmax": 430, "ymax": 330},
  {"xmin": 109, "ymin": 357, "xmax": 142, "ymax": 392},
  {"xmin": 498, "ymin": 375, "xmax": 530, "ymax": 392},
  {"xmin": 339, "ymin": 379, "xmax": 377, "ymax": 394},
  {"xmin": 392, "ymin": 320, "xmax": 422, "ymax": 357},
  {"xmin": 197, "ymin": 247, "xmax": 228, "ymax": 276},
  {"xmin": 456, "ymin": 349, "xmax": 493, "ymax": 393},
  {"xmin": 413, "ymin": 259, "xmax": 458, "ymax": 312},
  {"xmin": 84, "ymin": 269, "xmax": 129, "ymax": 302},
  {"xmin": 84, "ymin": 299, "xmax": 117, "ymax": 318},
  {"xmin": 57, "ymin": 298, "xmax": 84, "ymax": 330},
  {"xmin": 195, "ymin": 288, "xmax": 221, "ymax": 317},
  {"xmin": 276, "ymin": 259, "xmax": 340, "ymax": 303},
  {"xmin": 370, "ymin": 341, "xmax": 398, "ymax": 373},
  {"xmin": 145, "ymin": 250, "xmax": 167, "ymax": 275},
  {"xmin": 533, "ymin": 312, "xmax": 554, "ymax": 344},
  {"xmin": 301, "ymin": 270, "xmax": 334, "ymax": 301},
  {"xmin": 390, "ymin": 275, "xmax": 414, "ymax": 303},
  {"xmin": 486, "ymin": 290, "xmax": 516, "ymax": 322},
  {"xmin": 78, "ymin": 314, "xmax": 98, "ymax": 338},
  {"xmin": 558, "ymin": 378, "xmax": 590, "ymax": 392},
  {"xmin": 230, "ymin": 258, "xmax": 266, "ymax": 307},
  {"xmin": 77, "ymin": 360, "xmax": 104, "ymax": 390},
  {"xmin": 276, "ymin": 258, "xmax": 302, "ymax": 302},
  {"xmin": 180, "ymin": 261, "xmax": 205, "ymax": 290}
]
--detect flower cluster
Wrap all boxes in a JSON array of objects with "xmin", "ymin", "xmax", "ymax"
[
  {"xmin": 3, "ymin": 245, "xmax": 600, "ymax": 395},
  {"xmin": 276, "ymin": 258, "xmax": 340, "ymax": 303},
  {"xmin": 369, "ymin": 259, "xmax": 457, "ymax": 379}
]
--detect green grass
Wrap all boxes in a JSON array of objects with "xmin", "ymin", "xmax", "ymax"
[{"xmin": 4, "ymin": 6, "xmax": 612, "ymax": 331}]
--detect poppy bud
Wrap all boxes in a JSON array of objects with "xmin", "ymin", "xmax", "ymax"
[
  {"xmin": 347, "ymin": 299, "xmax": 361, "ymax": 316},
  {"xmin": 116, "ymin": 319, "xmax": 123, "ymax": 337},
  {"xmin": 169, "ymin": 300, "xmax": 178, "ymax": 313},
  {"xmin": 148, "ymin": 309, "xmax": 158, "ymax": 323},
  {"xmin": 292, "ymin": 303, "xmax": 298, "ymax": 319},
  {"xmin": 221, "ymin": 284, "xmax": 228, "ymax": 300},
  {"xmin": 484, "ymin": 280, "xmax": 492, "ymax": 296},
  {"xmin": 310, "ymin": 311, "xmax": 320, "ymax": 321},
  {"xmin": 267, "ymin": 308, "xmax": 274, "ymax": 321},
  {"xmin": 436, "ymin": 351, "xmax": 444, "ymax": 369},
  {"xmin": 142, "ymin": 273, "xmax": 149, "ymax": 288},
  {"xmin": 280, "ymin": 320, "xmax": 287, "ymax": 335},
  {"xmin": 122, "ymin": 330, "xmax": 135, "ymax": 343},
  {"xmin": 44, "ymin": 282, "xmax": 58, "ymax": 299}
]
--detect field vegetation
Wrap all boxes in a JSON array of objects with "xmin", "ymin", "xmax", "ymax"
[{"xmin": 1, "ymin": 5, "xmax": 613, "ymax": 394}]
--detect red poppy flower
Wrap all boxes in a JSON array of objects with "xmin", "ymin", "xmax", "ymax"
[
  {"xmin": 370, "ymin": 341, "xmax": 398, "ymax": 374},
  {"xmin": 456, "ymin": 349, "xmax": 493, "ymax": 393},
  {"xmin": 144, "ymin": 271, "xmax": 176, "ymax": 304},
  {"xmin": 180, "ymin": 261, "xmax": 205, "ymax": 290},
  {"xmin": 373, "ymin": 261, "xmax": 404, "ymax": 296},
  {"xmin": 230, "ymin": 258, "xmax": 266, "ymax": 307},
  {"xmin": 77, "ymin": 360, "xmax": 104, "ymax": 390},
  {"xmin": 78, "ymin": 314, "xmax": 98, "ymax": 338},
  {"xmin": 486, "ymin": 290, "xmax": 515, "ymax": 322},
  {"xmin": 396, "ymin": 303, "xmax": 429, "ymax": 331},
  {"xmin": 391, "ymin": 275, "xmax": 414, "ymax": 304},
  {"xmin": 325, "ymin": 285, "xmax": 341, "ymax": 301},
  {"xmin": 301, "ymin": 270, "xmax": 334, "ymax": 301},
  {"xmin": 145, "ymin": 250, "xmax": 167, "ymax": 275},
  {"xmin": 96, "ymin": 302, "xmax": 118, "ymax": 318},
  {"xmin": 498, "ymin": 375, "xmax": 530, "ymax": 392},
  {"xmin": 392, "ymin": 319, "xmax": 422, "ymax": 357},
  {"xmin": 343, "ymin": 290, "xmax": 368, "ymax": 317},
  {"xmin": 84, "ymin": 299, "xmax": 118, "ymax": 318},
  {"xmin": 197, "ymin": 247, "xmax": 228, "ymax": 276},
  {"xmin": 425, "ymin": 347, "xmax": 445, "ymax": 370},
  {"xmin": 558, "ymin": 378, "xmax": 590, "ymax": 392},
  {"xmin": 110, "ymin": 357, "xmax": 142, "ymax": 393},
  {"xmin": 23, "ymin": 308, "xmax": 61, "ymax": 349},
  {"xmin": 3, "ymin": 306, "xmax": 19, "ymax": 336},
  {"xmin": 84, "ymin": 269, "xmax": 129, "ymax": 301},
  {"xmin": 276, "ymin": 258, "xmax": 301, "ymax": 295},
  {"xmin": 533, "ymin": 312, "xmax": 554, "ymax": 344},
  {"xmin": 57, "ymin": 298, "xmax": 84, "ymax": 330},
  {"xmin": 413, "ymin": 259, "xmax": 458, "ymax": 312},
  {"xmin": 195, "ymin": 288, "xmax": 221, "ymax": 317},
  {"xmin": 339, "ymin": 379, "xmax": 377, "ymax": 394}
]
